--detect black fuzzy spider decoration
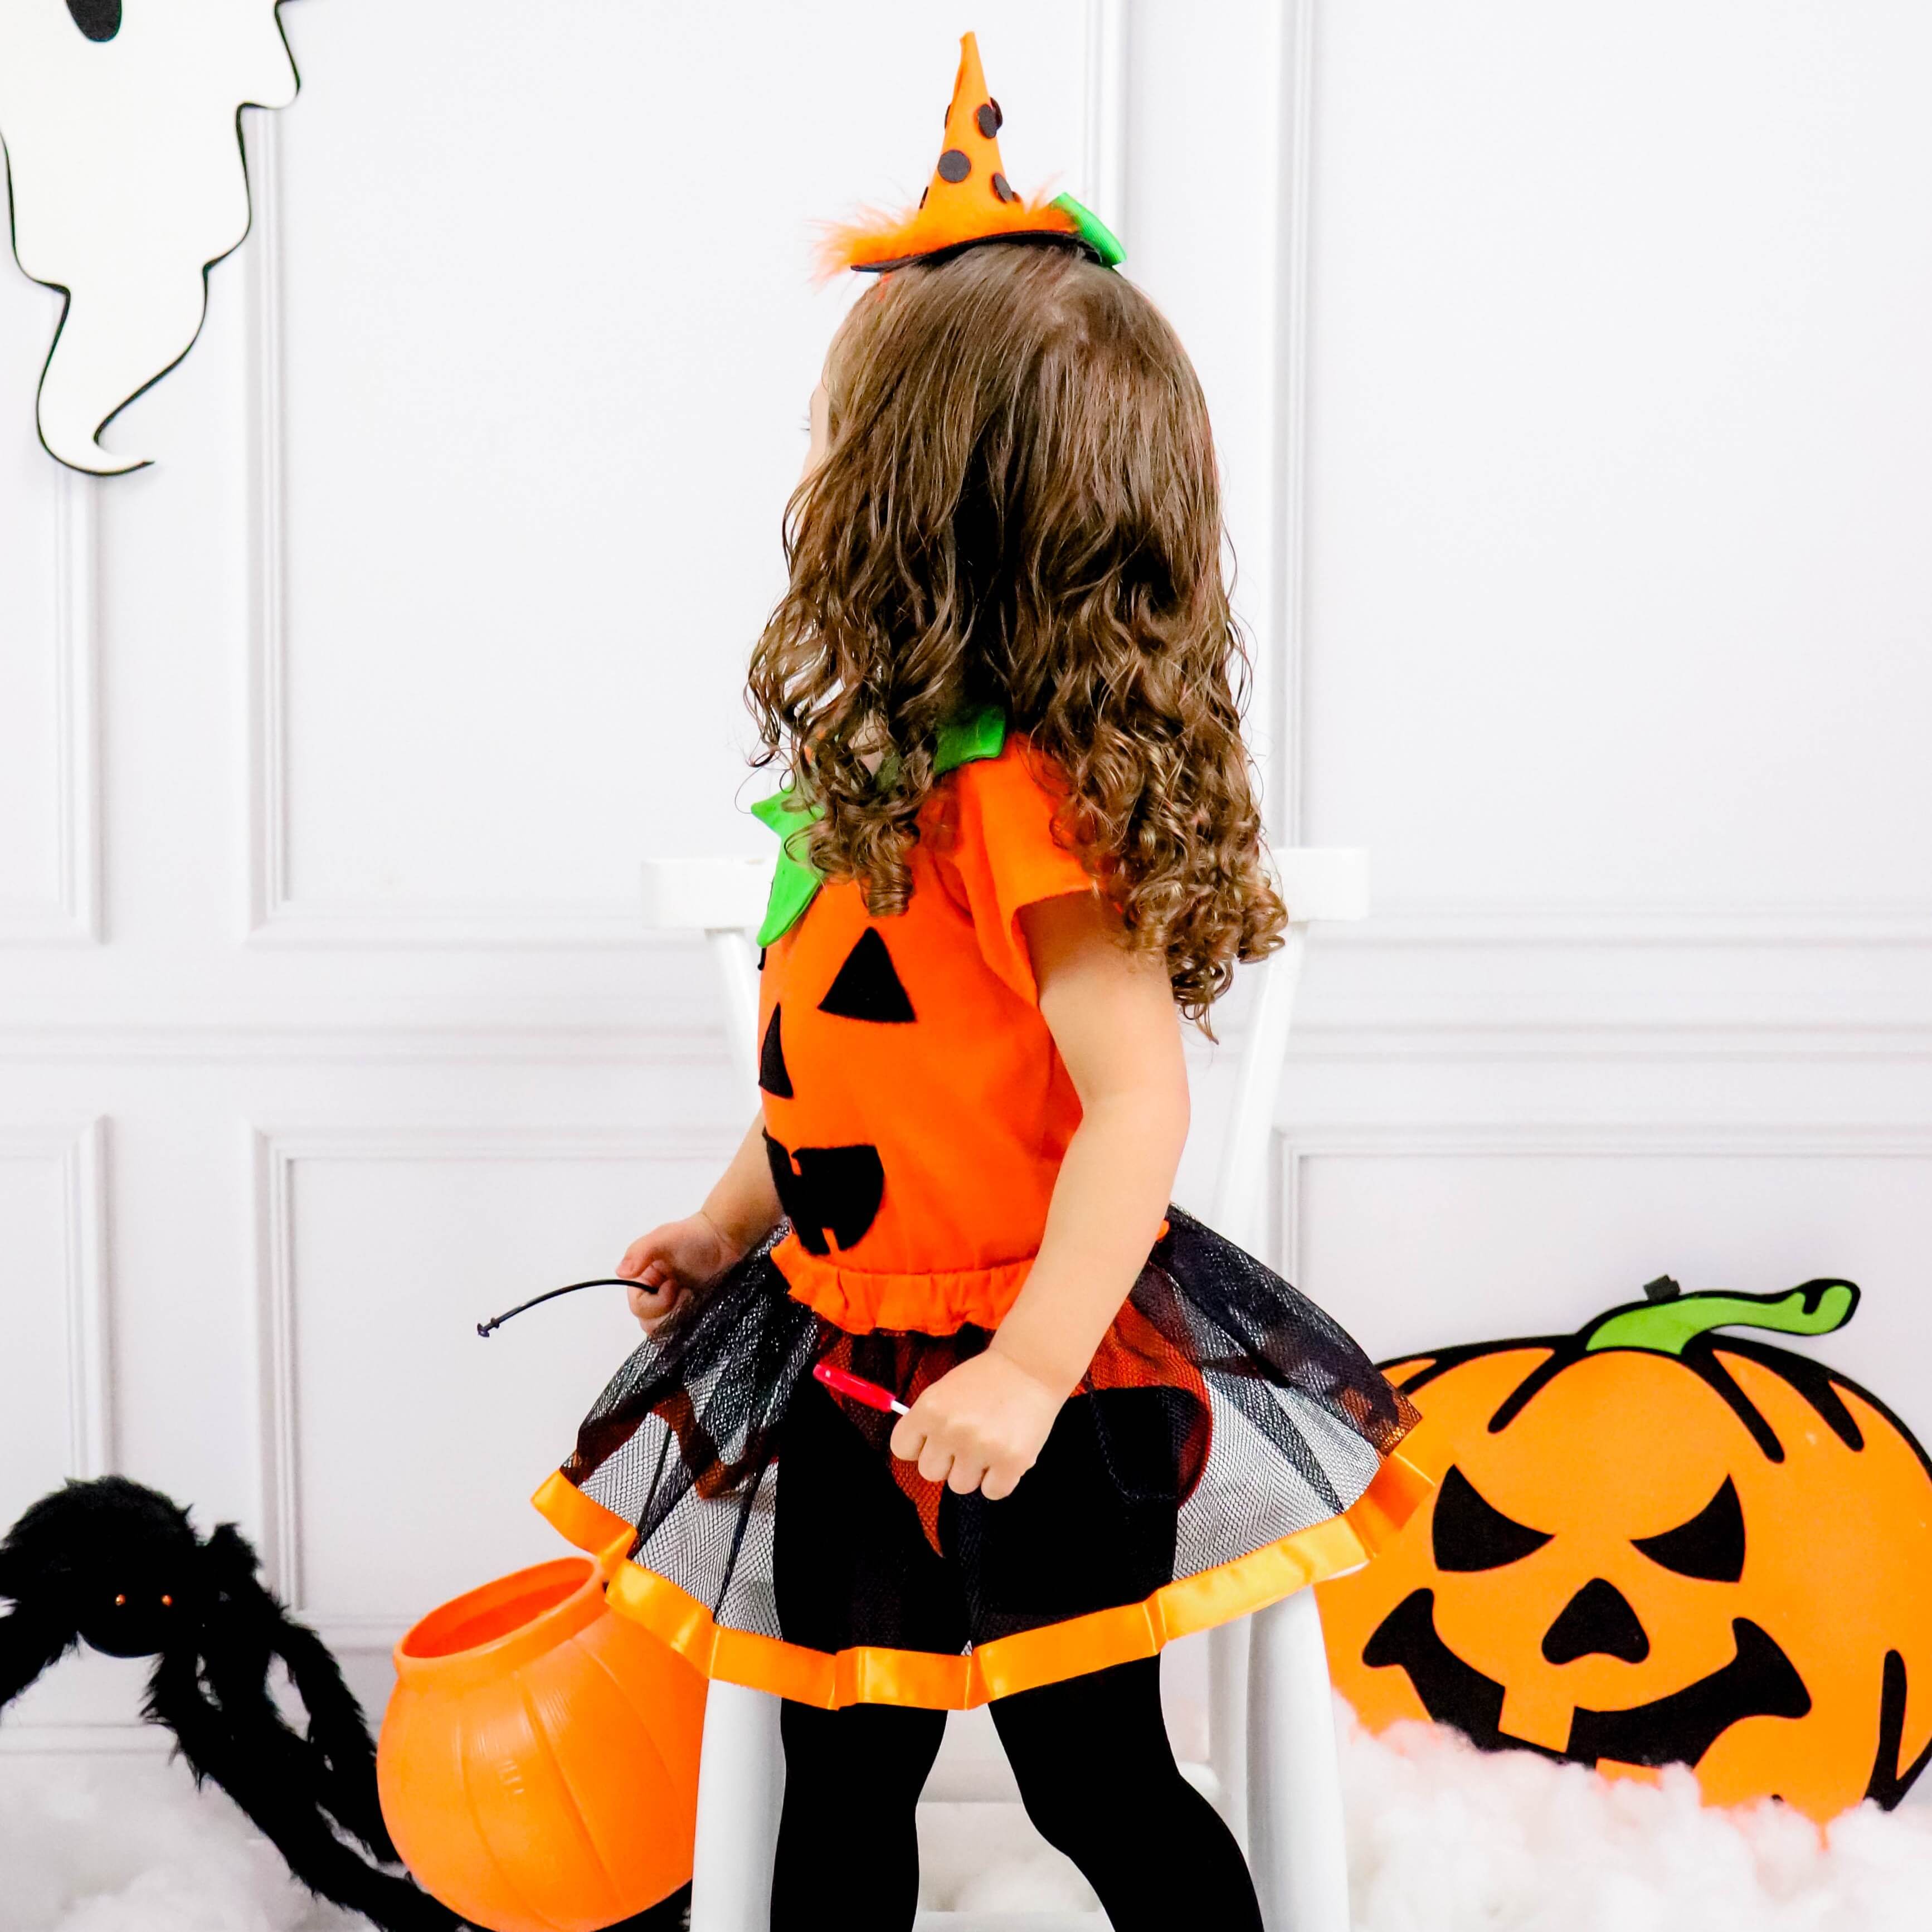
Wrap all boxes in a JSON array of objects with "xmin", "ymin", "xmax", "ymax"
[{"xmin": 0, "ymin": 1476, "xmax": 461, "ymax": 1931}]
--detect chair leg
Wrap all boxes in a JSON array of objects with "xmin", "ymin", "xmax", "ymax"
[
  {"xmin": 1247, "ymin": 1588, "xmax": 1351, "ymax": 1932},
  {"xmin": 1208, "ymin": 1617, "xmax": 1251, "ymax": 1842},
  {"xmin": 689, "ymin": 1680, "xmax": 784, "ymax": 1932}
]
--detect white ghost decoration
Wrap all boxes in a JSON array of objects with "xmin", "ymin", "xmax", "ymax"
[{"xmin": 0, "ymin": 0, "xmax": 298, "ymax": 474}]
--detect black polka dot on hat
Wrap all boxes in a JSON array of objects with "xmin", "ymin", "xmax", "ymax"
[
  {"xmin": 991, "ymin": 172, "xmax": 1018, "ymax": 204},
  {"xmin": 918, "ymin": 186, "xmax": 928, "ymax": 208},
  {"xmin": 937, "ymin": 148, "xmax": 971, "ymax": 184},
  {"xmin": 975, "ymin": 102, "xmax": 1000, "ymax": 139}
]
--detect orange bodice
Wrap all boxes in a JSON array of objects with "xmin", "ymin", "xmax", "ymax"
[{"xmin": 755, "ymin": 737, "xmax": 1094, "ymax": 1335}]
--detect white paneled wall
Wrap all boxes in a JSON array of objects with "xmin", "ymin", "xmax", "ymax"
[
  {"xmin": 3, "ymin": 0, "xmax": 1929, "ymax": 1795},
  {"xmin": 0, "ymin": 1123, "xmax": 108, "ymax": 1525},
  {"xmin": 259, "ymin": 1128, "xmax": 733, "ymax": 1629},
  {"xmin": 0, "ymin": 309, "xmax": 96, "ymax": 946},
  {"xmin": 1287, "ymin": 1131, "xmax": 1932, "ymax": 1380},
  {"xmin": 1302, "ymin": 2, "xmax": 1932, "ymax": 937}
]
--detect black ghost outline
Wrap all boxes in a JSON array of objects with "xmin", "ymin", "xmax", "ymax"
[
  {"xmin": 1362, "ymin": 1588, "xmax": 1810, "ymax": 1771},
  {"xmin": 764, "ymin": 1132, "xmax": 883, "ymax": 1257}
]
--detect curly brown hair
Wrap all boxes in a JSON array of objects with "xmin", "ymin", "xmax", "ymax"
[{"xmin": 747, "ymin": 242, "xmax": 1285, "ymax": 1023}]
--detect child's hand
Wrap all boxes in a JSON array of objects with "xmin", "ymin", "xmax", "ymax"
[
  {"xmin": 889, "ymin": 1347, "xmax": 1063, "ymax": 1500},
  {"xmin": 616, "ymin": 1212, "xmax": 742, "ymax": 1333}
]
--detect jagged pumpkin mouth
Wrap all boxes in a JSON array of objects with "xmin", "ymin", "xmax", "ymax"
[{"xmin": 1363, "ymin": 1587, "xmax": 1812, "ymax": 1770}]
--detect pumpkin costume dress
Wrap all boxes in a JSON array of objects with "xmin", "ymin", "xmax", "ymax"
[{"xmin": 536, "ymin": 718, "xmax": 1429, "ymax": 1710}]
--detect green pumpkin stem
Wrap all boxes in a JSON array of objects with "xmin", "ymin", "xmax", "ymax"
[{"xmin": 1582, "ymin": 1281, "xmax": 1858, "ymax": 1357}]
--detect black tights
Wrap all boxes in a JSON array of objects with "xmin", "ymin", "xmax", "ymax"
[{"xmin": 770, "ymin": 1658, "xmax": 1262, "ymax": 1932}]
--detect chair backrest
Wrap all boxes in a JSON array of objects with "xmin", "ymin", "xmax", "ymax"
[
  {"xmin": 1210, "ymin": 849, "xmax": 1369, "ymax": 1254},
  {"xmin": 641, "ymin": 857, "xmax": 769, "ymax": 1092}
]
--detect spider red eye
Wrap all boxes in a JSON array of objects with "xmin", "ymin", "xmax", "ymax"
[
  {"xmin": 114, "ymin": 1593, "xmax": 125, "ymax": 1607},
  {"xmin": 160, "ymin": 1594, "xmax": 173, "ymax": 1608}
]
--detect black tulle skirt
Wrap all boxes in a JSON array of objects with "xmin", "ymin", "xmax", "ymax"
[{"xmin": 535, "ymin": 1205, "xmax": 1430, "ymax": 1709}]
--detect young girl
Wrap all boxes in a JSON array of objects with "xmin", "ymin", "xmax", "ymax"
[{"xmin": 536, "ymin": 37, "xmax": 1424, "ymax": 1932}]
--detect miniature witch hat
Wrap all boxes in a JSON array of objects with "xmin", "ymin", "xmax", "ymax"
[{"xmin": 820, "ymin": 32, "xmax": 1123, "ymax": 275}]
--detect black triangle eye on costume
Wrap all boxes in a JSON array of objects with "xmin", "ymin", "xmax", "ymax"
[
  {"xmin": 1430, "ymin": 1466, "xmax": 1554, "ymax": 1572},
  {"xmin": 759, "ymin": 1006, "xmax": 794, "ymax": 1098},
  {"xmin": 818, "ymin": 928, "xmax": 916, "ymax": 1023},
  {"xmin": 764, "ymin": 1132, "xmax": 884, "ymax": 1255},
  {"xmin": 1632, "ymin": 1476, "xmax": 1746, "ymax": 1583}
]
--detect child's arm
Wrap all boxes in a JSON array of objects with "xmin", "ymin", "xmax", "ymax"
[
  {"xmin": 890, "ymin": 890, "xmax": 1190, "ymax": 1498},
  {"xmin": 617, "ymin": 1116, "xmax": 781, "ymax": 1331}
]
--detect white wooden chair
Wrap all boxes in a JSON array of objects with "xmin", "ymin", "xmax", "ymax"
[{"xmin": 639, "ymin": 848, "xmax": 1369, "ymax": 1932}]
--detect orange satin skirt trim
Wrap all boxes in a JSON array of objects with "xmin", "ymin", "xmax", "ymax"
[{"xmin": 532, "ymin": 1428, "xmax": 1438, "ymax": 1712}]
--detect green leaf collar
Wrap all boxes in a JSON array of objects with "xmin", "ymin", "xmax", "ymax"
[{"xmin": 751, "ymin": 708, "xmax": 1007, "ymax": 949}]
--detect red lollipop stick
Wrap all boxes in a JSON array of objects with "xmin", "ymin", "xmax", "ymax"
[{"xmin": 813, "ymin": 1361, "xmax": 911, "ymax": 1416}]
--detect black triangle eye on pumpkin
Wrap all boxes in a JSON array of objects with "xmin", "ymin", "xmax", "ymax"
[
  {"xmin": 1430, "ymin": 1465, "xmax": 1554, "ymax": 1572},
  {"xmin": 758, "ymin": 1005, "xmax": 794, "ymax": 1098},
  {"xmin": 818, "ymin": 928, "xmax": 916, "ymax": 1023},
  {"xmin": 1633, "ymin": 1476, "xmax": 1746, "ymax": 1583}
]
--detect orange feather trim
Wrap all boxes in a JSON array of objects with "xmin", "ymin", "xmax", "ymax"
[{"xmin": 814, "ymin": 189, "xmax": 1081, "ymax": 280}]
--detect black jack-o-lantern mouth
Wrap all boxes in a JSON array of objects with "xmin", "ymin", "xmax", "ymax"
[
  {"xmin": 763, "ymin": 1133, "xmax": 884, "ymax": 1257},
  {"xmin": 1363, "ymin": 1586, "xmax": 1812, "ymax": 1771}
]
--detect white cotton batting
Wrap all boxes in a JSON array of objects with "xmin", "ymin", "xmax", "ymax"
[
  {"xmin": 6, "ymin": 1704, "xmax": 1932, "ymax": 1930},
  {"xmin": 1337, "ymin": 1700, "xmax": 1932, "ymax": 1932}
]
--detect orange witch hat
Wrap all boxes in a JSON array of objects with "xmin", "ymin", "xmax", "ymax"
[{"xmin": 820, "ymin": 31, "xmax": 1123, "ymax": 275}]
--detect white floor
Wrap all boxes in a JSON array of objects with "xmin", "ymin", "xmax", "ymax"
[{"xmin": 4, "ymin": 1703, "xmax": 1931, "ymax": 1932}]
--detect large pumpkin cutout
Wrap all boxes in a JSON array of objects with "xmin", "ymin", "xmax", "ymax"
[
  {"xmin": 378, "ymin": 1553, "xmax": 705, "ymax": 1932},
  {"xmin": 1317, "ymin": 1279, "xmax": 1932, "ymax": 1821}
]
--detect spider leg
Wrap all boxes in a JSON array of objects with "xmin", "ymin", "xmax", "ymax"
[
  {"xmin": 202, "ymin": 1521, "xmax": 397, "ymax": 1859},
  {"xmin": 148, "ymin": 1646, "xmax": 462, "ymax": 1932},
  {"xmin": 0, "ymin": 1605, "xmax": 77, "ymax": 1718}
]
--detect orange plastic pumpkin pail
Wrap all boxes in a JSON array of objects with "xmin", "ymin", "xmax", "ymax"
[{"xmin": 377, "ymin": 1551, "xmax": 706, "ymax": 1932}]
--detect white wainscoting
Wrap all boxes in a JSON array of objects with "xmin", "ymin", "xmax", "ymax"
[
  {"xmin": 0, "ymin": 1120, "xmax": 126, "ymax": 1754},
  {"xmin": 0, "ymin": 1121, "xmax": 109, "ymax": 1517},
  {"xmin": 0, "ymin": 445, "xmax": 100, "ymax": 946},
  {"xmin": 242, "ymin": 1, "xmax": 1102, "ymax": 948},
  {"xmin": 251, "ymin": 1124, "xmax": 734, "ymax": 1648},
  {"xmin": 1296, "ymin": 0, "xmax": 1932, "ymax": 952},
  {"xmin": 1279, "ymin": 1125, "xmax": 1932, "ymax": 1429}
]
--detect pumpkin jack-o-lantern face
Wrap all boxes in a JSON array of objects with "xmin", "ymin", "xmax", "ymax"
[
  {"xmin": 1319, "ymin": 1279, "xmax": 1932, "ymax": 1822},
  {"xmin": 758, "ymin": 928, "xmax": 917, "ymax": 1257}
]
